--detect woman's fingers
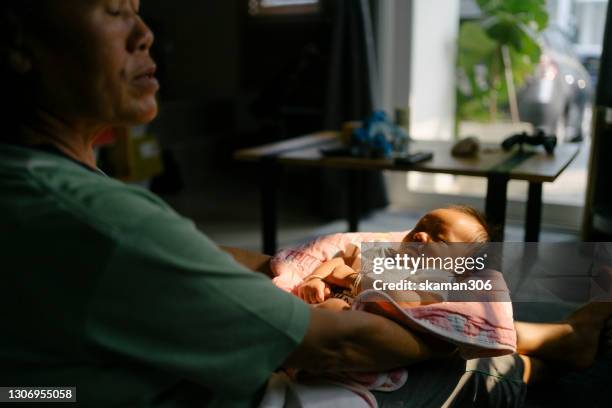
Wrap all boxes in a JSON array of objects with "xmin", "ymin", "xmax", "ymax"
[{"xmin": 316, "ymin": 298, "xmax": 351, "ymax": 311}]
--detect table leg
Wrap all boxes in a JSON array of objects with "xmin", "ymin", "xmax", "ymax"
[
  {"xmin": 347, "ymin": 170, "xmax": 360, "ymax": 232},
  {"xmin": 261, "ymin": 160, "xmax": 279, "ymax": 255},
  {"xmin": 485, "ymin": 174, "xmax": 509, "ymax": 242},
  {"xmin": 525, "ymin": 182, "xmax": 543, "ymax": 242}
]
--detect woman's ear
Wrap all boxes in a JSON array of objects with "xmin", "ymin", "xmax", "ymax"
[
  {"xmin": 7, "ymin": 49, "xmax": 32, "ymax": 74},
  {"xmin": 2, "ymin": 9, "xmax": 34, "ymax": 75}
]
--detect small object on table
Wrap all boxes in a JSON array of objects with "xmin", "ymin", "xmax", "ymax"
[
  {"xmin": 502, "ymin": 129, "xmax": 557, "ymax": 155},
  {"xmin": 351, "ymin": 110, "xmax": 412, "ymax": 158},
  {"xmin": 320, "ymin": 146, "xmax": 354, "ymax": 157},
  {"xmin": 341, "ymin": 121, "xmax": 363, "ymax": 146},
  {"xmin": 393, "ymin": 151, "xmax": 434, "ymax": 165},
  {"xmin": 451, "ymin": 136, "xmax": 480, "ymax": 157}
]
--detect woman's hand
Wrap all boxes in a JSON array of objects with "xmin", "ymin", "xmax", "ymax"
[
  {"xmin": 313, "ymin": 298, "xmax": 351, "ymax": 311},
  {"xmin": 298, "ymin": 278, "xmax": 331, "ymax": 304}
]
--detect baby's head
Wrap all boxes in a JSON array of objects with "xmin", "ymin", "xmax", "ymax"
[{"xmin": 403, "ymin": 205, "xmax": 490, "ymax": 244}]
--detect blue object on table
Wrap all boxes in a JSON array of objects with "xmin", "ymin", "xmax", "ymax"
[{"xmin": 350, "ymin": 110, "xmax": 411, "ymax": 158}]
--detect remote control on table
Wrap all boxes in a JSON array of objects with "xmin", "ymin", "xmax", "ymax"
[{"xmin": 393, "ymin": 151, "xmax": 434, "ymax": 165}]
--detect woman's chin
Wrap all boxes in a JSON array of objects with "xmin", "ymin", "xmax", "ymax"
[
  {"xmin": 124, "ymin": 99, "xmax": 159, "ymax": 125},
  {"xmin": 140, "ymin": 105, "xmax": 159, "ymax": 123}
]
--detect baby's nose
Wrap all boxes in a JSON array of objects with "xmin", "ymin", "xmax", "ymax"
[{"xmin": 413, "ymin": 232, "xmax": 432, "ymax": 243}]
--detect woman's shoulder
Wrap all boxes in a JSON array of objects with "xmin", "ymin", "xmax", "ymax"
[
  {"xmin": 54, "ymin": 175, "xmax": 181, "ymax": 238},
  {"xmin": 0, "ymin": 143, "xmax": 182, "ymax": 237}
]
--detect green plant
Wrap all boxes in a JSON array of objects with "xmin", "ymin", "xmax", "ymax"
[{"xmin": 456, "ymin": 0, "xmax": 549, "ymax": 124}]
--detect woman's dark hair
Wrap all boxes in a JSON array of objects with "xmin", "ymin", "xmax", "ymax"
[
  {"xmin": 0, "ymin": 2, "xmax": 35, "ymax": 57},
  {"xmin": 445, "ymin": 204, "xmax": 491, "ymax": 243},
  {"xmin": 0, "ymin": 1, "xmax": 38, "ymax": 138}
]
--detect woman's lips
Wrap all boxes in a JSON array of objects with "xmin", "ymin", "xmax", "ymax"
[
  {"xmin": 132, "ymin": 66, "xmax": 159, "ymax": 93},
  {"xmin": 132, "ymin": 74, "xmax": 159, "ymax": 93}
]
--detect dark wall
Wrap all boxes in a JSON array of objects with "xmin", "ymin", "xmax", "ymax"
[
  {"xmin": 142, "ymin": 1, "xmax": 242, "ymax": 102},
  {"xmin": 139, "ymin": 1, "xmax": 387, "ymax": 220},
  {"xmin": 140, "ymin": 0, "xmax": 333, "ymax": 196},
  {"xmin": 583, "ymin": 1, "xmax": 612, "ymax": 239},
  {"xmin": 142, "ymin": 0, "xmax": 331, "ymax": 136}
]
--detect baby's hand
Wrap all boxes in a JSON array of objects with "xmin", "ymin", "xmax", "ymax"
[{"xmin": 297, "ymin": 278, "xmax": 331, "ymax": 304}]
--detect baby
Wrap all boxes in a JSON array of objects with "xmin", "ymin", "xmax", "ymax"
[{"xmin": 297, "ymin": 205, "xmax": 491, "ymax": 306}]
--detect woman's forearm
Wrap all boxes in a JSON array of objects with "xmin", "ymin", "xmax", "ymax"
[
  {"xmin": 331, "ymin": 310, "xmax": 436, "ymax": 371},
  {"xmin": 220, "ymin": 246, "xmax": 273, "ymax": 277},
  {"xmin": 285, "ymin": 308, "xmax": 451, "ymax": 373}
]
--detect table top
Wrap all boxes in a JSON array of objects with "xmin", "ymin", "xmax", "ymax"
[{"xmin": 234, "ymin": 131, "xmax": 581, "ymax": 183}]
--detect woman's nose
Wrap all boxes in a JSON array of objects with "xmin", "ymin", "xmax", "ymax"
[{"xmin": 129, "ymin": 16, "xmax": 155, "ymax": 53}]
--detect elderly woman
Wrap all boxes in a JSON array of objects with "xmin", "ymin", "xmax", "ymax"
[{"xmin": 1, "ymin": 1, "xmax": 610, "ymax": 407}]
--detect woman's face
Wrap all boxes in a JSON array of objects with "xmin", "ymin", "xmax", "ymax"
[{"xmin": 28, "ymin": 0, "xmax": 158, "ymax": 127}]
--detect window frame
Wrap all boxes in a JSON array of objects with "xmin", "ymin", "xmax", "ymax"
[{"xmin": 248, "ymin": 0, "xmax": 322, "ymax": 18}]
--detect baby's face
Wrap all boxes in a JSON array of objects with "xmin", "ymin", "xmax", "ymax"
[{"xmin": 403, "ymin": 209, "xmax": 485, "ymax": 244}]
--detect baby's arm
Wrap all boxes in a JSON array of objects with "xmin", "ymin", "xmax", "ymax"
[
  {"xmin": 310, "ymin": 257, "xmax": 347, "ymax": 280},
  {"xmin": 326, "ymin": 264, "xmax": 359, "ymax": 289},
  {"xmin": 298, "ymin": 257, "xmax": 363, "ymax": 304}
]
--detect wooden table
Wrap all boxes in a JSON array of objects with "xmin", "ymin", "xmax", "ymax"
[{"xmin": 235, "ymin": 131, "xmax": 580, "ymax": 254}]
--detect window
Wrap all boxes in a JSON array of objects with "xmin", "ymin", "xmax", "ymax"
[{"xmin": 248, "ymin": 0, "xmax": 321, "ymax": 16}]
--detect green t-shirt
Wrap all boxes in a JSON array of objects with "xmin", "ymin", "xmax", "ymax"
[{"xmin": 0, "ymin": 143, "xmax": 310, "ymax": 407}]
